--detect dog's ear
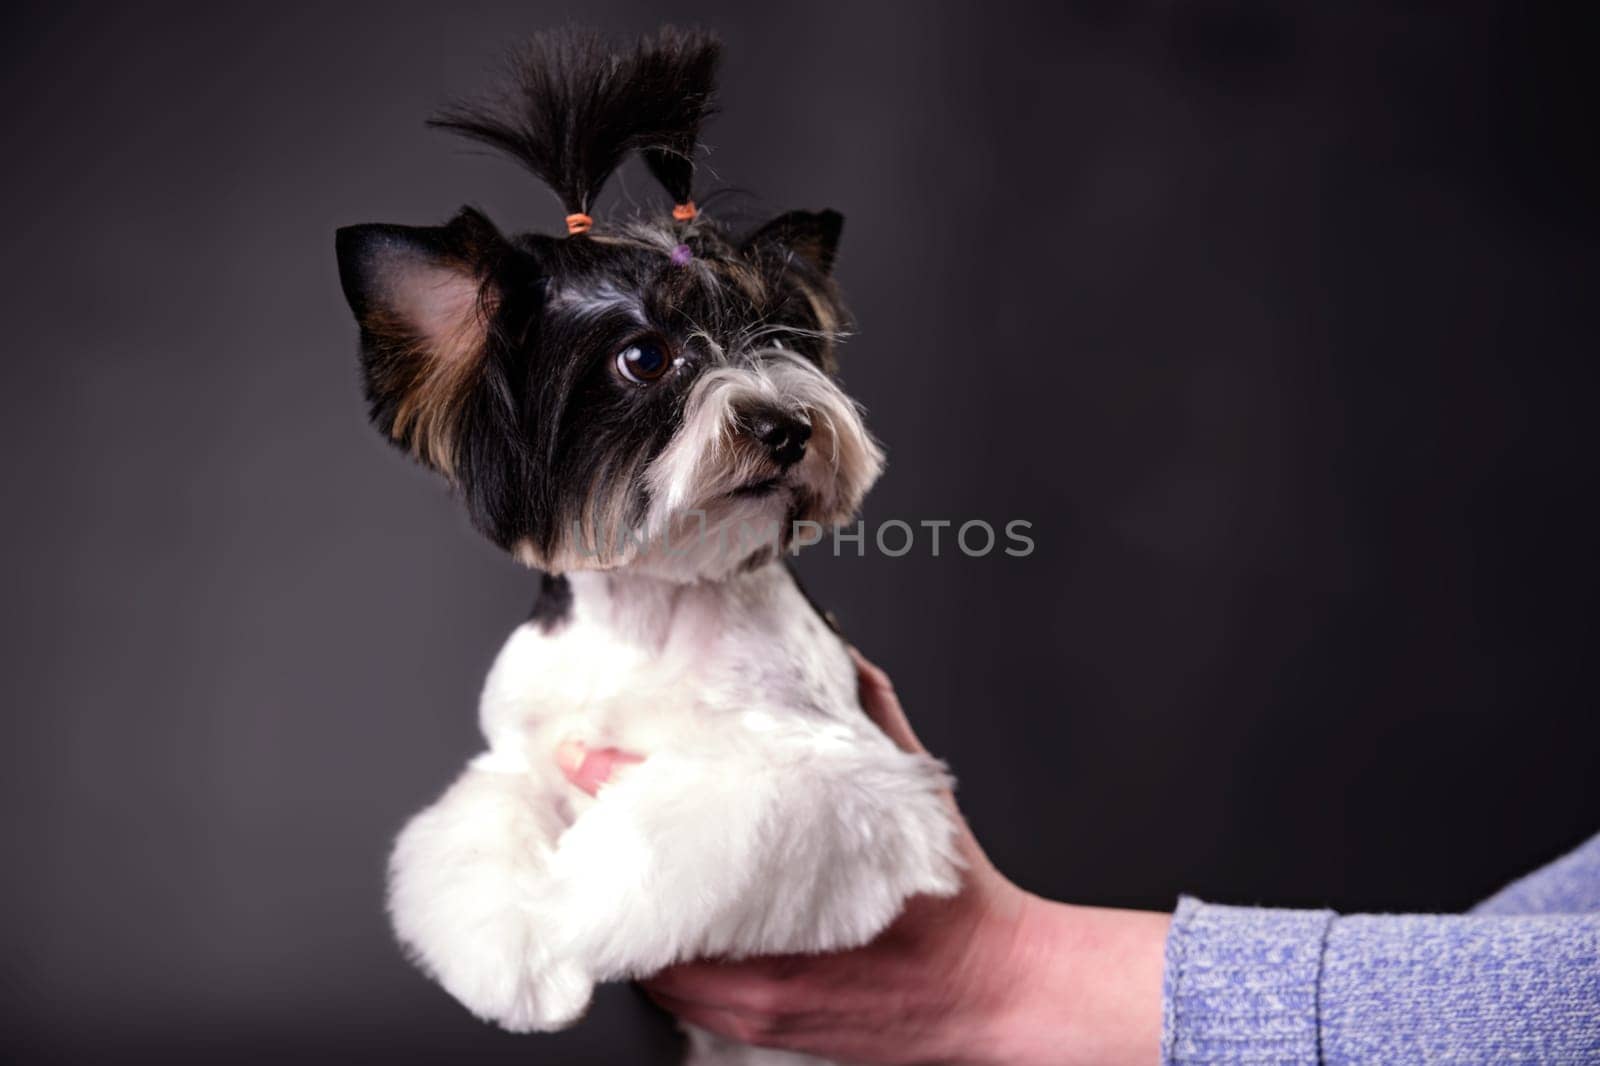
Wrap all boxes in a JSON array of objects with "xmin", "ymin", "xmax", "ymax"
[
  {"xmin": 335, "ymin": 207, "xmax": 513, "ymax": 478},
  {"xmin": 743, "ymin": 209, "xmax": 843, "ymax": 274}
]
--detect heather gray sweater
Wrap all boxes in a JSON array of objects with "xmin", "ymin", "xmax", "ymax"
[{"xmin": 1162, "ymin": 831, "xmax": 1600, "ymax": 1063}]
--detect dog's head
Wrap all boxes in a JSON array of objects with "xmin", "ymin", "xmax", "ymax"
[{"xmin": 335, "ymin": 28, "xmax": 881, "ymax": 579}]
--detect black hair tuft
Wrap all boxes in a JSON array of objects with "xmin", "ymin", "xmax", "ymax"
[
  {"xmin": 430, "ymin": 26, "xmax": 721, "ymax": 219},
  {"xmin": 638, "ymin": 32, "xmax": 720, "ymax": 206}
]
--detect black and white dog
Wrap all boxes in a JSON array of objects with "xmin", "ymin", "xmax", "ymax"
[{"xmin": 335, "ymin": 28, "xmax": 960, "ymax": 1064}]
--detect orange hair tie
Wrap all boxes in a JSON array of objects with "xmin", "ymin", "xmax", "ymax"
[
  {"xmin": 565, "ymin": 213, "xmax": 593, "ymax": 235},
  {"xmin": 671, "ymin": 201, "xmax": 697, "ymax": 222}
]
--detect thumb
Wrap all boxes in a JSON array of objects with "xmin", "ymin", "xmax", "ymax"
[
  {"xmin": 555, "ymin": 739, "xmax": 644, "ymax": 796},
  {"xmin": 849, "ymin": 647, "xmax": 926, "ymax": 755}
]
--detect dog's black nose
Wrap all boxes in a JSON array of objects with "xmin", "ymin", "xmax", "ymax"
[{"xmin": 746, "ymin": 409, "xmax": 812, "ymax": 467}]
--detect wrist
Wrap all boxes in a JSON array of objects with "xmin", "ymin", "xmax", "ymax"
[{"xmin": 982, "ymin": 895, "xmax": 1170, "ymax": 1066}]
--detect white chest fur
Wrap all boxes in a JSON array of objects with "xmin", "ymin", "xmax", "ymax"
[
  {"xmin": 386, "ymin": 561, "xmax": 961, "ymax": 1063},
  {"xmin": 476, "ymin": 564, "xmax": 869, "ymax": 773}
]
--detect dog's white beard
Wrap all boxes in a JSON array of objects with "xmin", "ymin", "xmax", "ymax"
[{"xmin": 632, "ymin": 352, "xmax": 884, "ymax": 580}]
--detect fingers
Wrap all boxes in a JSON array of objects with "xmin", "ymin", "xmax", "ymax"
[
  {"xmin": 642, "ymin": 958, "xmax": 814, "ymax": 1048},
  {"xmin": 555, "ymin": 739, "xmax": 643, "ymax": 796},
  {"xmin": 848, "ymin": 647, "xmax": 925, "ymax": 754},
  {"xmin": 644, "ymin": 956, "xmax": 805, "ymax": 1008},
  {"xmin": 644, "ymin": 987, "xmax": 771, "ymax": 1048}
]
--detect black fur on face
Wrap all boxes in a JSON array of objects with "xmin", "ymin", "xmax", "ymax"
[
  {"xmin": 336, "ymin": 206, "xmax": 860, "ymax": 563},
  {"xmin": 335, "ymin": 27, "xmax": 879, "ymax": 574}
]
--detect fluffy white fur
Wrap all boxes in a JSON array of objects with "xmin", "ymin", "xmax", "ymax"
[{"xmin": 388, "ymin": 357, "xmax": 961, "ymax": 1065}]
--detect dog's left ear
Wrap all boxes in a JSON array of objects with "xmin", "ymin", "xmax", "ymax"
[
  {"xmin": 743, "ymin": 209, "xmax": 843, "ymax": 274},
  {"xmin": 335, "ymin": 207, "xmax": 513, "ymax": 477}
]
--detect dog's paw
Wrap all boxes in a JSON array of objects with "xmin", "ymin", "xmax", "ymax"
[
  {"xmin": 421, "ymin": 936, "xmax": 592, "ymax": 1033},
  {"xmin": 388, "ymin": 766, "xmax": 595, "ymax": 1031}
]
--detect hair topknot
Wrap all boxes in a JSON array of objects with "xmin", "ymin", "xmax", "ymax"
[{"xmin": 429, "ymin": 26, "xmax": 721, "ymax": 223}]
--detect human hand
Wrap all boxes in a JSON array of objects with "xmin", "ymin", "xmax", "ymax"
[
  {"xmin": 555, "ymin": 650, "xmax": 1168, "ymax": 1066},
  {"xmin": 554, "ymin": 737, "xmax": 643, "ymax": 797}
]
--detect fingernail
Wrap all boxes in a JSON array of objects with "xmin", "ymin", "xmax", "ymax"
[{"xmin": 555, "ymin": 738, "xmax": 585, "ymax": 776}]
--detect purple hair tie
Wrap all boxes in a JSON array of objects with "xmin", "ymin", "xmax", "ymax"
[{"xmin": 669, "ymin": 243, "xmax": 694, "ymax": 267}]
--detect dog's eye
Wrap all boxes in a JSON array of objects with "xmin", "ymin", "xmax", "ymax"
[{"xmin": 616, "ymin": 339, "xmax": 671, "ymax": 384}]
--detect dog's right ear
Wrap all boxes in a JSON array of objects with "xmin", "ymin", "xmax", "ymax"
[{"xmin": 335, "ymin": 207, "xmax": 513, "ymax": 478}]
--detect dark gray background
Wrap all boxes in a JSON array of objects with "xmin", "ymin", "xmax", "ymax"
[{"xmin": 4, "ymin": 2, "xmax": 1596, "ymax": 1062}]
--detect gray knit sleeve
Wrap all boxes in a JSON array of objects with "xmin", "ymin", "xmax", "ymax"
[{"xmin": 1164, "ymin": 899, "xmax": 1600, "ymax": 1064}]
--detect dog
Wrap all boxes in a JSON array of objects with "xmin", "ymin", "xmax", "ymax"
[{"xmin": 334, "ymin": 27, "xmax": 961, "ymax": 1065}]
